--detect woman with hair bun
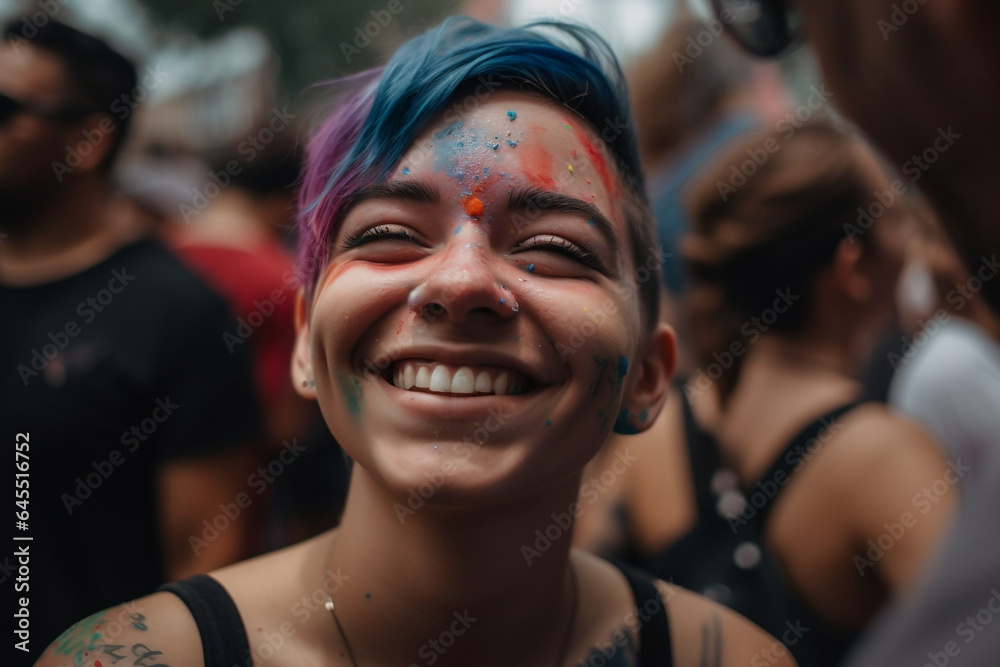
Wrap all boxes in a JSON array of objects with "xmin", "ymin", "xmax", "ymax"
[{"xmin": 598, "ymin": 118, "xmax": 955, "ymax": 666}]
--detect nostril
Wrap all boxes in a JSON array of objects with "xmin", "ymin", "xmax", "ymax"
[{"xmin": 468, "ymin": 306, "xmax": 497, "ymax": 318}]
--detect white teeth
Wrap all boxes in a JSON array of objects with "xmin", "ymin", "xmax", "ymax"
[
  {"xmin": 429, "ymin": 365, "xmax": 452, "ymax": 392},
  {"xmin": 415, "ymin": 366, "xmax": 431, "ymax": 389},
  {"xmin": 493, "ymin": 372, "xmax": 508, "ymax": 396},
  {"xmin": 451, "ymin": 367, "xmax": 475, "ymax": 394},
  {"xmin": 392, "ymin": 362, "xmax": 527, "ymax": 396}
]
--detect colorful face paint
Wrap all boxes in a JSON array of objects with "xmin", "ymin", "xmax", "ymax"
[
  {"xmin": 305, "ymin": 93, "xmax": 650, "ymax": 505},
  {"xmin": 570, "ymin": 122, "xmax": 618, "ymax": 197},
  {"xmin": 613, "ymin": 409, "xmax": 640, "ymax": 435},
  {"xmin": 462, "ymin": 195, "xmax": 484, "ymax": 217}
]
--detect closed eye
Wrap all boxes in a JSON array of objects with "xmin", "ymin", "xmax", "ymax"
[
  {"xmin": 341, "ymin": 224, "xmax": 420, "ymax": 249},
  {"xmin": 515, "ymin": 235, "xmax": 606, "ymax": 272}
]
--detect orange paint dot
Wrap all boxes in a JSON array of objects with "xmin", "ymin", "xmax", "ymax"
[{"xmin": 462, "ymin": 195, "xmax": 484, "ymax": 217}]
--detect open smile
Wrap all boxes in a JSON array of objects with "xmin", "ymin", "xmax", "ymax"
[{"xmin": 388, "ymin": 359, "xmax": 536, "ymax": 397}]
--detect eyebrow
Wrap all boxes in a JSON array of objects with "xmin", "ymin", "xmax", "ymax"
[
  {"xmin": 507, "ymin": 186, "xmax": 621, "ymax": 252},
  {"xmin": 341, "ymin": 179, "xmax": 440, "ymax": 219}
]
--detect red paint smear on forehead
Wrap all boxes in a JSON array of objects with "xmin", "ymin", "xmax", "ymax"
[
  {"xmin": 570, "ymin": 122, "xmax": 618, "ymax": 197},
  {"xmin": 519, "ymin": 134, "xmax": 557, "ymax": 189}
]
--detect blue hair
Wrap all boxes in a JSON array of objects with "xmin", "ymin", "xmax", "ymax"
[{"xmin": 356, "ymin": 18, "xmax": 640, "ymax": 185}]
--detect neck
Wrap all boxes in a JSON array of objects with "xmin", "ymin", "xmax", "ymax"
[
  {"xmin": 317, "ymin": 468, "xmax": 579, "ymax": 667},
  {"xmin": 0, "ymin": 174, "xmax": 132, "ymax": 285},
  {"xmin": 749, "ymin": 330, "xmax": 857, "ymax": 380}
]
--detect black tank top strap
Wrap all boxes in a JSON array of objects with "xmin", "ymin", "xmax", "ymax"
[
  {"xmin": 613, "ymin": 561, "xmax": 674, "ymax": 667},
  {"xmin": 749, "ymin": 401, "xmax": 862, "ymax": 524},
  {"xmin": 157, "ymin": 574, "xmax": 251, "ymax": 667},
  {"xmin": 678, "ymin": 387, "xmax": 724, "ymax": 513}
]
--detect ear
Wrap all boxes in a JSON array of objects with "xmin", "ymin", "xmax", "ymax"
[
  {"xmin": 291, "ymin": 289, "xmax": 317, "ymax": 399},
  {"xmin": 832, "ymin": 237, "xmax": 873, "ymax": 302},
  {"xmin": 66, "ymin": 113, "xmax": 119, "ymax": 173},
  {"xmin": 614, "ymin": 322, "xmax": 676, "ymax": 435}
]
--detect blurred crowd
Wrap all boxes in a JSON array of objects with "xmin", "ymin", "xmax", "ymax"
[{"xmin": 2, "ymin": 1, "xmax": 999, "ymax": 666}]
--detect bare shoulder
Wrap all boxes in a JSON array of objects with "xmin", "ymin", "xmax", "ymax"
[
  {"xmin": 33, "ymin": 591, "xmax": 203, "ymax": 667},
  {"xmin": 817, "ymin": 402, "xmax": 949, "ymax": 485},
  {"xmin": 660, "ymin": 581, "xmax": 798, "ymax": 667}
]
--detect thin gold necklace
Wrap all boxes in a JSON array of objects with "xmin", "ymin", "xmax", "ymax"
[{"xmin": 324, "ymin": 563, "xmax": 579, "ymax": 666}]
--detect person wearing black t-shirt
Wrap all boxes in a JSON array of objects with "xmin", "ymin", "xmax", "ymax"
[{"xmin": 0, "ymin": 19, "xmax": 261, "ymax": 662}]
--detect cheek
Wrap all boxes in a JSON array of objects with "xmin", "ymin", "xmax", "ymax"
[
  {"xmin": 311, "ymin": 263, "xmax": 415, "ymax": 368},
  {"xmin": 526, "ymin": 280, "xmax": 633, "ymax": 378}
]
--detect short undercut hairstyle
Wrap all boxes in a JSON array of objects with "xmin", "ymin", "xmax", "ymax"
[{"xmin": 297, "ymin": 17, "xmax": 662, "ymax": 332}]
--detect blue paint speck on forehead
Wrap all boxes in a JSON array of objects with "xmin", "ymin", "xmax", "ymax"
[
  {"xmin": 507, "ymin": 110, "xmax": 517, "ymax": 121},
  {"xmin": 617, "ymin": 355, "xmax": 629, "ymax": 377},
  {"xmin": 402, "ymin": 166, "xmax": 410, "ymax": 175},
  {"xmin": 545, "ymin": 420, "xmax": 551, "ymax": 426},
  {"xmin": 587, "ymin": 218, "xmax": 595, "ymax": 226},
  {"xmin": 454, "ymin": 225, "xmax": 462, "ymax": 235},
  {"xmin": 499, "ymin": 298, "xmax": 505, "ymax": 305},
  {"xmin": 435, "ymin": 120, "xmax": 464, "ymax": 138},
  {"xmin": 527, "ymin": 264, "xmax": 535, "ymax": 273},
  {"xmin": 507, "ymin": 138, "xmax": 519, "ymax": 148}
]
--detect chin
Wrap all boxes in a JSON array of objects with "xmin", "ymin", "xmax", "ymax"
[{"xmin": 360, "ymin": 432, "xmax": 573, "ymax": 514}]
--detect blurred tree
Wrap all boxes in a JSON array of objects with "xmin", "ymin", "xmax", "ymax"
[{"xmin": 138, "ymin": 0, "xmax": 457, "ymax": 96}]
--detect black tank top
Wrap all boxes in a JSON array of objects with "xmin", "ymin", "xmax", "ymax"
[
  {"xmin": 158, "ymin": 562, "xmax": 673, "ymax": 666},
  {"xmin": 639, "ymin": 390, "xmax": 862, "ymax": 667}
]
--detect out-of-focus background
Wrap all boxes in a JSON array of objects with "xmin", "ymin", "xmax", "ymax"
[
  {"xmin": 0, "ymin": 0, "xmax": 820, "ymax": 170},
  {"xmin": 9, "ymin": 2, "xmax": 996, "ymax": 666}
]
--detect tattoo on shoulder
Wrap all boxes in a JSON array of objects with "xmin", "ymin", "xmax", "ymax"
[
  {"xmin": 699, "ymin": 610, "xmax": 723, "ymax": 667},
  {"xmin": 581, "ymin": 626, "xmax": 639, "ymax": 666},
  {"xmin": 50, "ymin": 608, "xmax": 171, "ymax": 667}
]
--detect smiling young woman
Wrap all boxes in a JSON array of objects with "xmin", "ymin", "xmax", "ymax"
[{"xmin": 36, "ymin": 18, "xmax": 795, "ymax": 667}]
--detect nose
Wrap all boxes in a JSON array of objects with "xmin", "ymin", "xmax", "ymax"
[{"xmin": 408, "ymin": 232, "xmax": 518, "ymax": 323}]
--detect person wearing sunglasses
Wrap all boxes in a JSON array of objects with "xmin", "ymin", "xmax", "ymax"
[
  {"xmin": 0, "ymin": 18, "xmax": 263, "ymax": 662},
  {"xmin": 711, "ymin": 1, "xmax": 1000, "ymax": 665},
  {"xmin": 0, "ymin": 90, "xmax": 95, "ymax": 125}
]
